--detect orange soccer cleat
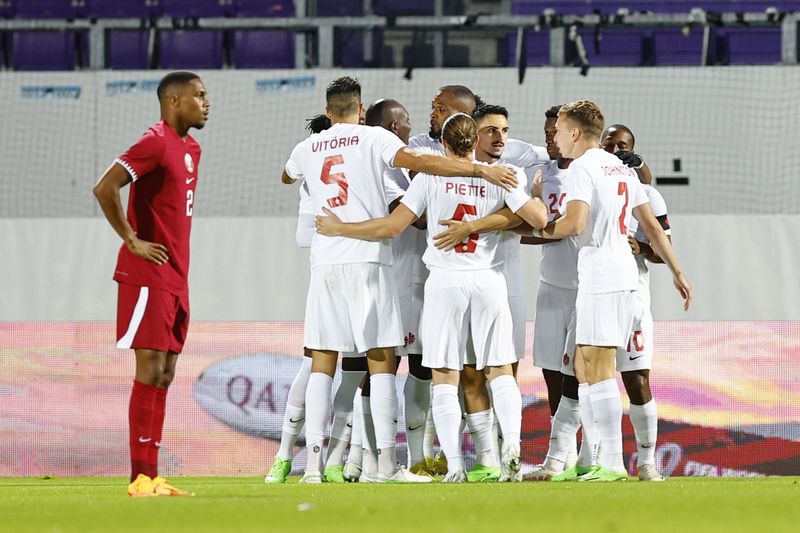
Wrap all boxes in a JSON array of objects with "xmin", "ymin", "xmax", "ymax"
[
  {"xmin": 128, "ymin": 474, "xmax": 156, "ymax": 497},
  {"xmin": 150, "ymin": 476, "xmax": 195, "ymax": 496}
]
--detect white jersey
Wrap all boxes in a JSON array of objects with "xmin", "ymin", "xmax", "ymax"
[
  {"xmin": 285, "ymin": 122, "xmax": 405, "ymax": 268},
  {"xmin": 500, "ymin": 138, "xmax": 549, "ymax": 170},
  {"xmin": 495, "ymin": 163, "xmax": 530, "ymax": 296},
  {"xmin": 383, "ymin": 166, "xmax": 417, "ymax": 293},
  {"xmin": 401, "ymin": 167, "xmax": 530, "ymax": 271},
  {"xmin": 537, "ymin": 160, "xmax": 579, "ymax": 290},
  {"xmin": 567, "ymin": 148, "xmax": 648, "ymax": 294},
  {"xmin": 298, "ymin": 180, "xmax": 313, "ymax": 215},
  {"xmin": 408, "ymin": 133, "xmax": 445, "ymax": 283},
  {"xmin": 629, "ymin": 184, "xmax": 671, "ymax": 291}
]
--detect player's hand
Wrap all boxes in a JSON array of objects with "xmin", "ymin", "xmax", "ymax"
[
  {"xmin": 673, "ymin": 272, "xmax": 693, "ymax": 311},
  {"xmin": 530, "ymin": 169, "xmax": 544, "ymax": 199},
  {"xmin": 615, "ymin": 150, "xmax": 644, "ymax": 169},
  {"xmin": 315, "ymin": 207, "xmax": 343, "ymax": 236},
  {"xmin": 627, "ymin": 235, "xmax": 641, "ymax": 256},
  {"xmin": 434, "ymin": 219, "xmax": 472, "ymax": 251},
  {"xmin": 127, "ymin": 235, "xmax": 169, "ymax": 265},
  {"xmin": 478, "ymin": 164, "xmax": 518, "ymax": 191}
]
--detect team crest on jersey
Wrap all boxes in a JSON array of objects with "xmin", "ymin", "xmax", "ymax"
[
  {"xmin": 184, "ymin": 153, "xmax": 194, "ymax": 173},
  {"xmin": 563, "ymin": 353, "xmax": 570, "ymax": 367}
]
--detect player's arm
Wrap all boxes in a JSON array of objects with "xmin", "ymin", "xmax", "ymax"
[
  {"xmin": 282, "ymin": 170, "xmax": 297, "ymax": 184},
  {"xmin": 389, "ymin": 197, "xmax": 426, "ymax": 230},
  {"xmin": 634, "ymin": 234, "xmax": 670, "ymax": 264},
  {"xmin": 534, "ymin": 199, "xmax": 588, "ymax": 239},
  {"xmin": 633, "ymin": 203, "xmax": 692, "ymax": 310},
  {"xmin": 315, "ymin": 205, "xmax": 417, "ymax": 240},
  {"xmin": 92, "ymin": 163, "xmax": 169, "ymax": 265},
  {"xmin": 433, "ymin": 208, "xmax": 522, "ymax": 251},
  {"xmin": 393, "ymin": 148, "xmax": 518, "ymax": 190}
]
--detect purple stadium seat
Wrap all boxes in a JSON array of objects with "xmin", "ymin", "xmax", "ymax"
[
  {"xmin": 652, "ymin": 27, "xmax": 706, "ymax": 65},
  {"xmin": 1, "ymin": 0, "xmax": 12, "ymax": 18},
  {"xmin": 373, "ymin": 0, "xmax": 435, "ymax": 16},
  {"xmin": 335, "ymin": 29, "xmax": 365, "ymax": 67},
  {"xmin": 720, "ymin": 27, "xmax": 782, "ymax": 64},
  {"xmin": 86, "ymin": 0, "xmax": 156, "ymax": 18},
  {"xmin": 316, "ymin": 0, "xmax": 363, "ymax": 17},
  {"xmin": 232, "ymin": 30, "xmax": 294, "ymax": 68},
  {"xmin": 12, "ymin": 31, "xmax": 76, "ymax": 70},
  {"xmin": 505, "ymin": 29, "xmax": 550, "ymax": 66},
  {"xmin": 14, "ymin": 0, "xmax": 80, "ymax": 19},
  {"xmin": 512, "ymin": 1, "xmax": 800, "ymax": 15},
  {"xmin": 158, "ymin": 30, "xmax": 224, "ymax": 68},
  {"xmin": 235, "ymin": 0, "xmax": 294, "ymax": 17},
  {"xmin": 106, "ymin": 30, "xmax": 149, "ymax": 69},
  {"xmin": 160, "ymin": 0, "xmax": 229, "ymax": 18},
  {"xmin": 579, "ymin": 27, "xmax": 644, "ymax": 65}
]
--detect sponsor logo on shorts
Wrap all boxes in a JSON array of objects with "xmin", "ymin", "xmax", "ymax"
[{"xmin": 629, "ymin": 355, "xmax": 644, "ymax": 361}]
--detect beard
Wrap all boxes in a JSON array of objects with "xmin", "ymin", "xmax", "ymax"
[{"xmin": 428, "ymin": 124, "xmax": 441, "ymax": 140}]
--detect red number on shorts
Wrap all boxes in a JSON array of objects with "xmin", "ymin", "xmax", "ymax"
[
  {"xmin": 617, "ymin": 181, "xmax": 629, "ymax": 235},
  {"xmin": 548, "ymin": 192, "xmax": 566, "ymax": 215},
  {"xmin": 626, "ymin": 330, "xmax": 644, "ymax": 352},
  {"xmin": 321, "ymin": 155, "xmax": 348, "ymax": 208},
  {"xmin": 452, "ymin": 203, "xmax": 478, "ymax": 254}
]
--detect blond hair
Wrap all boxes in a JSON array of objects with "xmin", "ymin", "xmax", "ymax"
[
  {"xmin": 559, "ymin": 100, "xmax": 604, "ymax": 140},
  {"xmin": 441, "ymin": 113, "xmax": 477, "ymax": 158}
]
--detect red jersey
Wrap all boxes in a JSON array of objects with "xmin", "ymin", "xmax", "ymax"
[{"xmin": 113, "ymin": 120, "xmax": 201, "ymax": 296}]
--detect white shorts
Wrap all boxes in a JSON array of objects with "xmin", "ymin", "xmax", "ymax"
[
  {"xmin": 304, "ymin": 263, "xmax": 404, "ymax": 353},
  {"xmin": 401, "ymin": 281, "xmax": 424, "ymax": 356},
  {"xmin": 575, "ymin": 290, "xmax": 637, "ymax": 349},
  {"xmin": 616, "ymin": 291, "xmax": 653, "ymax": 372},
  {"xmin": 508, "ymin": 293, "xmax": 526, "ymax": 361},
  {"xmin": 533, "ymin": 282, "xmax": 578, "ymax": 372},
  {"xmin": 421, "ymin": 268, "xmax": 516, "ymax": 371}
]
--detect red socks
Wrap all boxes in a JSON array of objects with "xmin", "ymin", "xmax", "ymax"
[
  {"xmin": 129, "ymin": 380, "xmax": 157, "ymax": 482},
  {"xmin": 149, "ymin": 387, "xmax": 168, "ymax": 478},
  {"xmin": 129, "ymin": 381, "xmax": 169, "ymax": 481}
]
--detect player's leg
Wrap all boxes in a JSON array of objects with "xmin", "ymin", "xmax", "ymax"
[
  {"xmin": 484, "ymin": 365, "xmax": 522, "ymax": 482},
  {"xmin": 325, "ymin": 354, "xmax": 367, "ymax": 482},
  {"xmin": 302, "ymin": 350, "xmax": 338, "ymax": 483},
  {"xmin": 265, "ymin": 349, "xmax": 312, "ymax": 483},
  {"xmin": 343, "ymin": 383, "xmax": 364, "ymax": 482},
  {"xmin": 358, "ymin": 372, "xmax": 379, "ymax": 482},
  {"xmin": 404, "ymin": 353, "xmax": 432, "ymax": 474},
  {"xmin": 431, "ymin": 368, "xmax": 466, "ymax": 482},
  {"xmin": 460, "ymin": 365, "xmax": 500, "ymax": 482}
]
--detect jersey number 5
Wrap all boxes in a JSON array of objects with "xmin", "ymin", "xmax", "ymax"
[
  {"xmin": 617, "ymin": 182, "xmax": 629, "ymax": 234},
  {"xmin": 321, "ymin": 155, "xmax": 348, "ymax": 208},
  {"xmin": 452, "ymin": 203, "xmax": 478, "ymax": 254}
]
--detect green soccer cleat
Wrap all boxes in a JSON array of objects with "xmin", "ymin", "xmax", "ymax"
[
  {"xmin": 550, "ymin": 465, "xmax": 596, "ymax": 482},
  {"xmin": 324, "ymin": 465, "xmax": 346, "ymax": 483},
  {"xmin": 467, "ymin": 464, "xmax": 501, "ymax": 483},
  {"xmin": 264, "ymin": 457, "xmax": 292, "ymax": 484},
  {"xmin": 577, "ymin": 466, "xmax": 628, "ymax": 482}
]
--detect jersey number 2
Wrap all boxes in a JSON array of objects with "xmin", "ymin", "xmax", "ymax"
[
  {"xmin": 452, "ymin": 203, "xmax": 478, "ymax": 254},
  {"xmin": 321, "ymin": 155, "xmax": 348, "ymax": 208},
  {"xmin": 617, "ymin": 182, "xmax": 629, "ymax": 234}
]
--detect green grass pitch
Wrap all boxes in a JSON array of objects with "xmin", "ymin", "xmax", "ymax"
[{"xmin": 2, "ymin": 477, "xmax": 799, "ymax": 532}]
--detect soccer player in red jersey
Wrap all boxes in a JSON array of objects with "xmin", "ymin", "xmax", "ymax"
[{"xmin": 92, "ymin": 71, "xmax": 209, "ymax": 497}]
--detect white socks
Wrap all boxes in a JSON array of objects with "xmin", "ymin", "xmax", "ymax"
[
  {"xmin": 544, "ymin": 396, "xmax": 580, "ymax": 471},
  {"xmin": 304, "ymin": 372, "xmax": 333, "ymax": 474},
  {"xmin": 432, "ymin": 384, "xmax": 464, "ymax": 472},
  {"xmin": 370, "ymin": 373, "xmax": 399, "ymax": 476},
  {"xmin": 345, "ymin": 387, "xmax": 364, "ymax": 469},
  {"xmin": 589, "ymin": 379, "xmax": 625, "ymax": 473},
  {"xmin": 276, "ymin": 357, "xmax": 312, "ymax": 461},
  {"xmin": 404, "ymin": 374, "xmax": 431, "ymax": 467},
  {"xmin": 361, "ymin": 395, "xmax": 378, "ymax": 478},
  {"xmin": 629, "ymin": 399, "xmax": 658, "ymax": 466},
  {"xmin": 465, "ymin": 409, "xmax": 498, "ymax": 467},
  {"xmin": 326, "ymin": 370, "xmax": 364, "ymax": 469},
  {"xmin": 577, "ymin": 383, "xmax": 598, "ymax": 467},
  {"xmin": 488, "ymin": 375, "xmax": 521, "ymax": 449}
]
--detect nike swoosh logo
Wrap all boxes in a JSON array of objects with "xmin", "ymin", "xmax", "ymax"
[
  {"xmin": 155, "ymin": 441, "xmax": 161, "ymax": 448},
  {"xmin": 641, "ymin": 444, "xmax": 654, "ymax": 449},
  {"xmin": 346, "ymin": 423, "xmax": 353, "ymax": 428},
  {"xmin": 138, "ymin": 437, "xmax": 151, "ymax": 443},
  {"xmin": 629, "ymin": 355, "xmax": 644, "ymax": 361},
  {"xmin": 408, "ymin": 424, "xmax": 424, "ymax": 432},
  {"xmin": 289, "ymin": 417, "xmax": 304, "ymax": 423},
  {"xmin": 186, "ymin": 177, "xmax": 195, "ymax": 185}
]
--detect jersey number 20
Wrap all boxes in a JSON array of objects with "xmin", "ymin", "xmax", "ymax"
[
  {"xmin": 321, "ymin": 155, "xmax": 348, "ymax": 208},
  {"xmin": 452, "ymin": 203, "xmax": 478, "ymax": 254}
]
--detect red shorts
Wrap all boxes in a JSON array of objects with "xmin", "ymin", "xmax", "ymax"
[{"xmin": 116, "ymin": 284, "xmax": 190, "ymax": 354}]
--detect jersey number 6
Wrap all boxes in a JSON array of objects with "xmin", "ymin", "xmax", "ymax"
[
  {"xmin": 452, "ymin": 203, "xmax": 478, "ymax": 254},
  {"xmin": 321, "ymin": 155, "xmax": 348, "ymax": 208}
]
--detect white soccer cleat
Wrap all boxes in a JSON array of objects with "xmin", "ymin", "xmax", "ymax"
[
  {"xmin": 443, "ymin": 470, "xmax": 468, "ymax": 483},
  {"xmin": 522, "ymin": 464, "xmax": 559, "ymax": 481},
  {"xmin": 299, "ymin": 471, "xmax": 323, "ymax": 484},
  {"xmin": 375, "ymin": 465, "xmax": 433, "ymax": 484},
  {"xmin": 499, "ymin": 443, "xmax": 522, "ymax": 482},
  {"xmin": 637, "ymin": 464, "xmax": 665, "ymax": 482},
  {"xmin": 343, "ymin": 462, "xmax": 362, "ymax": 482}
]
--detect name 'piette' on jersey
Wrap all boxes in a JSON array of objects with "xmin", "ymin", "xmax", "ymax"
[{"xmin": 285, "ymin": 122, "xmax": 406, "ymax": 268}]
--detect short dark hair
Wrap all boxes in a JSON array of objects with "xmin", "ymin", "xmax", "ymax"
[
  {"xmin": 545, "ymin": 105, "xmax": 564, "ymax": 120},
  {"xmin": 157, "ymin": 71, "xmax": 200, "ymax": 101},
  {"xmin": 364, "ymin": 99, "xmax": 392, "ymax": 127},
  {"xmin": 306, "ymin": 114, "xmax": 331, "ymax": 134},
  {"xmin": 439, "ymin": 85, "xmax": 479, "ymax": 111},
  {"xmin": 472, "ymin": 104, "xmax": 508, "ymax": 123},
  {"xmin": 607, "ymin": 123, "xmax": 636, "ymax": 146},
  {"xmin": 326, "ymin": 76, "xmax": 361, "ymax": 118}
]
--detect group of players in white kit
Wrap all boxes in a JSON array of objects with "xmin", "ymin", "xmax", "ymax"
[{"xmin": 270, "ymin": 76, "xmax": 693, "ymax": 484}]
